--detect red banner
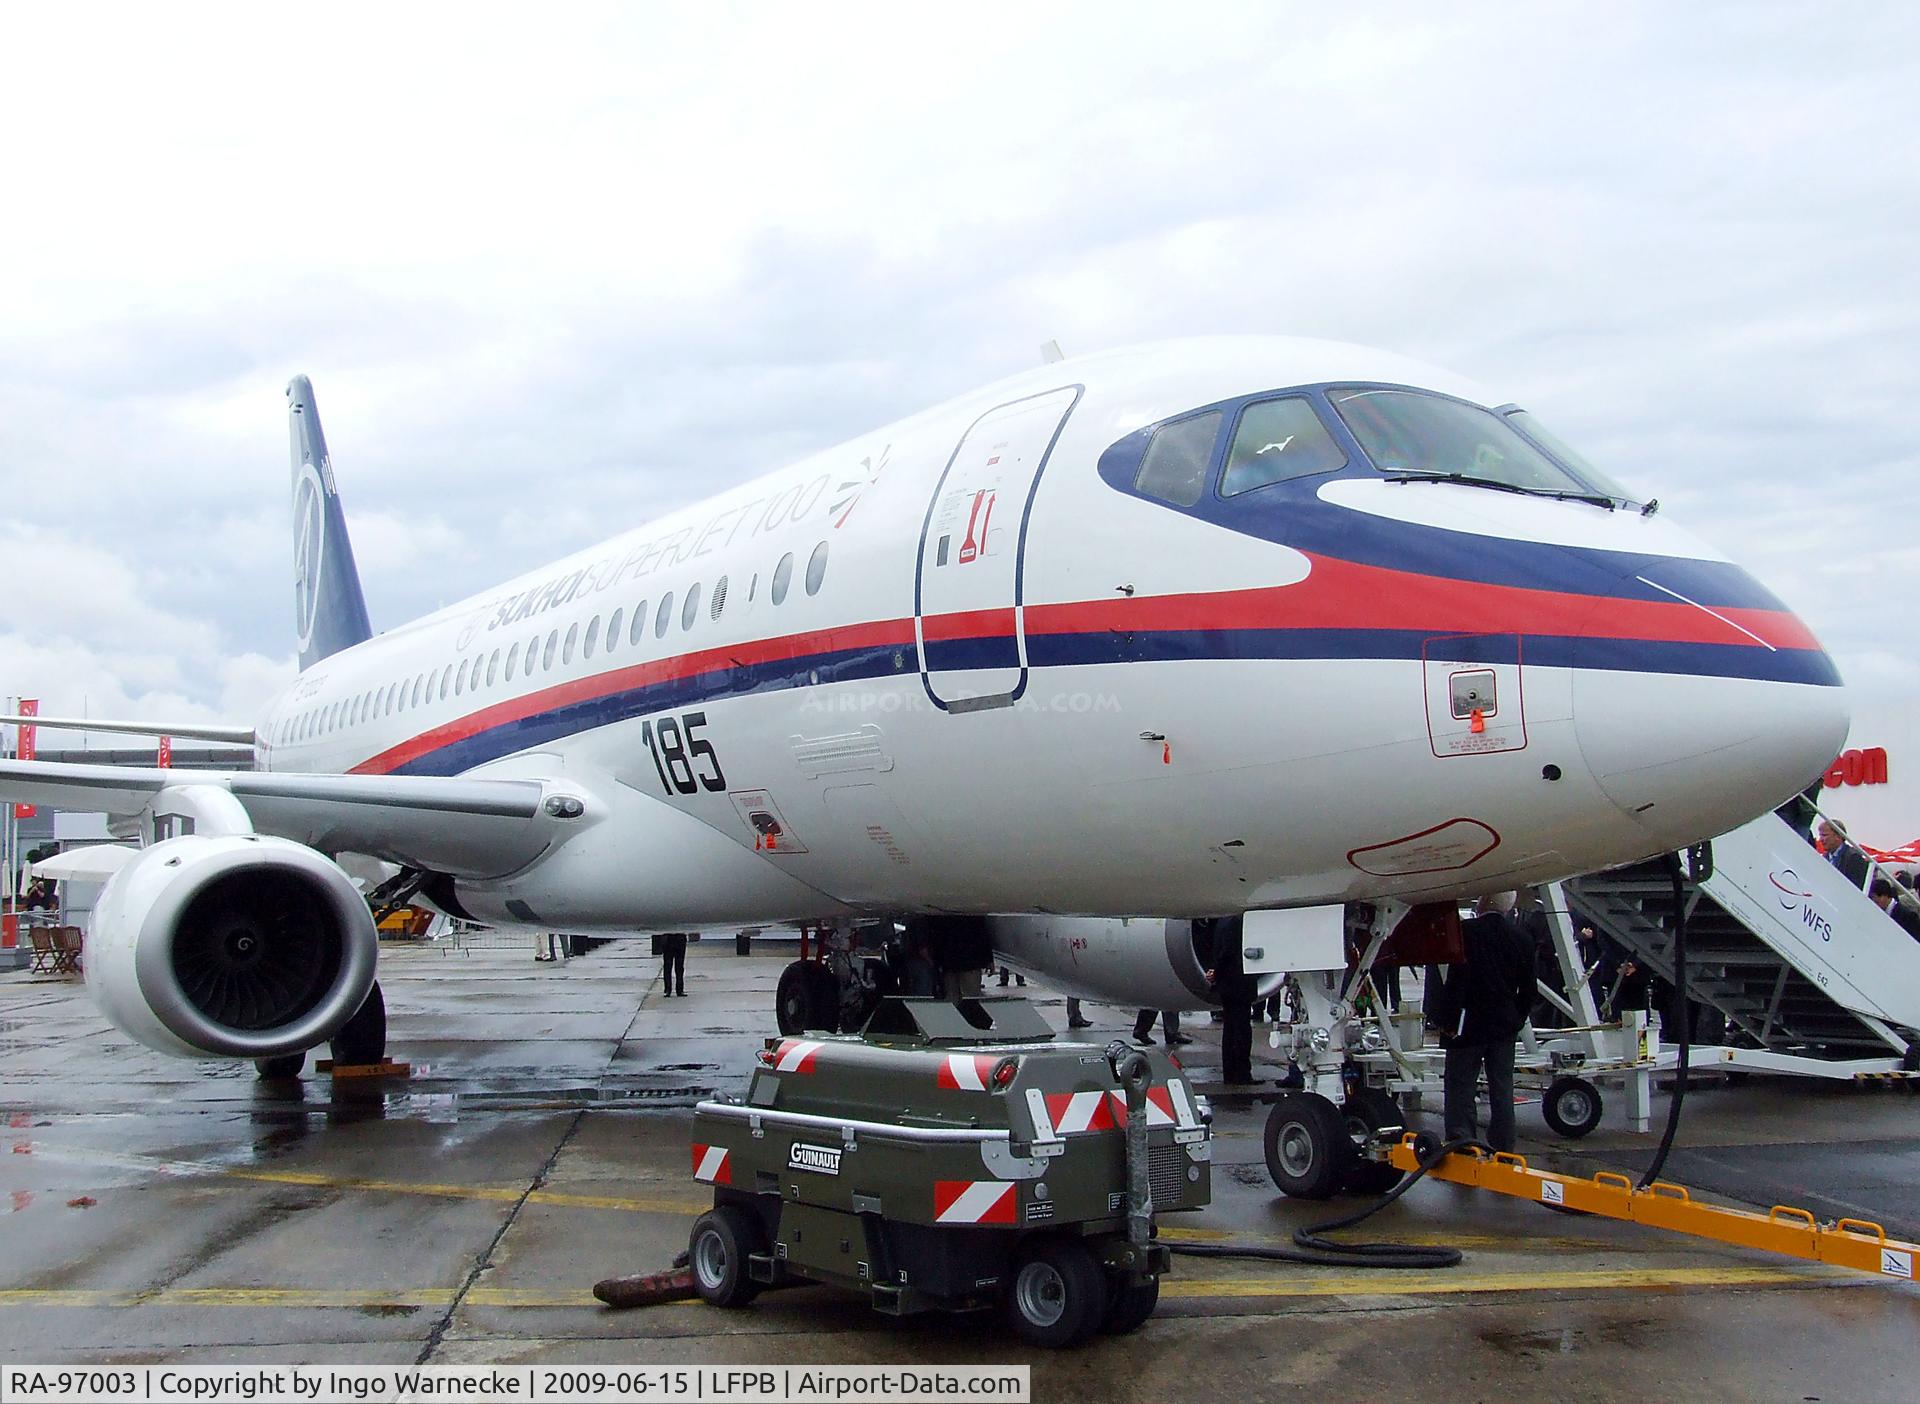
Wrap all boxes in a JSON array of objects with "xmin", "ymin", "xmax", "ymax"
[
  {"xmin": 13, "ymin": 699, "xmax": 35, "ymax": 819},
  {"xmin": 157, "ymin": 735, "xmax": 172, "ymax": 770}
]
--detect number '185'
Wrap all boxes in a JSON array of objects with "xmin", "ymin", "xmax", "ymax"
[{"xmin": 643, "ymin": 711, "xmax": 726, "ymax": 795}]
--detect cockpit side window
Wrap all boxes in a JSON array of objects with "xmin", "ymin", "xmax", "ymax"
[
  {"xmin": 1502, "ymin": 409, "xmax": 1637, "ymax": 502},
  {"xmin": 1132, "ymin": 411, "xmax": 1223, "ymax": 507},
  {"xmin": 1220, "ymin": 397, "xmax": 1347, "ymax": 497},
  {"xmin": 1329, "ymin": 387, "xmax": 1584, "ymax": 494}
]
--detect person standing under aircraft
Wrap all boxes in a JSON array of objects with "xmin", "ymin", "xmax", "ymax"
[
  {"xmin": 1065, "ymin": 997, "xmax": 1092, "ymax": 1030},
  {"xmin": 1132, "ymin": 1007, "xmax": 1189, "ymax": 1046},
  {"xmin": 1204, "ymin": 915, "xmax": 1256, "ymax": 1084},
  {"xmin": 1434, "ymin": 893, "xmax": 1533, "ymax": 1152},
  {"xmin": 657, "ymin": 931, "xmax": 688, "ymax": 997}
]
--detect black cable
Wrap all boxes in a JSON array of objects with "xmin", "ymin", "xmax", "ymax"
[
  {"xmin": 1167, "ymin": 1135, "xmax": 1492, "ymax": 1270},
  {"xmin": 1636, "ymin": 852, "xmax": 1692, "ymax": 1189}
]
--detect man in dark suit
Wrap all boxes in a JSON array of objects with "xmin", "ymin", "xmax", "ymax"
[
  {"xmin": 1433, "ymin": 893, "xmax": 1535, "ymax": 1151},
  {"xmin": 1819, "ymin": 819, "xmax": 1871, "ymax": 890},
  {"xmin": 1203, "ymin": 915, "xmax": 1257, "ymax": 1084}
]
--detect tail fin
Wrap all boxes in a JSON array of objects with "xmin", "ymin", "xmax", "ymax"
[{"xmin": 287, "ymin": 375, "xmax": 374, "ymax": 671}]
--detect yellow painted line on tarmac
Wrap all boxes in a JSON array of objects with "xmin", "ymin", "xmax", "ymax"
[
  {"xmin": 1158, "ymin": 1224, "xmax": 1644, "ymax": 1251},
  {"xmin": 0, "ymin": 1265, "xmax": 1854, "ymax": 1311},
  {"xmin": 214, "ymin": 1166, "xmax": 703, "ymax": 1216},
  {"xmin": 1161, "ymin": 1264, "xmax": 1842, "ymax": 1299}
]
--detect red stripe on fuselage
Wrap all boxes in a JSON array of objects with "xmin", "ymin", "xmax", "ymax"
[
  {"xmin": 1025, "ymin": 554, "xmax": 1820, "ymax": 652},
  {"xmin": 344, "ymin": 558, "xmax": 1816, "ymax": 776},
  {"xmin": 350, "ymin": 615, "xmax": 916, "ymax": 775}
]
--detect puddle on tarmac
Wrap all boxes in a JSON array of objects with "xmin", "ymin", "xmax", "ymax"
[{"xmin": 1478, "ymin": 1317, "xmax": 1660, "ymax": 1357}]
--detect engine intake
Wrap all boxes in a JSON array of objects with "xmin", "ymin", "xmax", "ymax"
[{"xmin": 87, "ymin": 835, "xmax": 378, "ymax": 1059}]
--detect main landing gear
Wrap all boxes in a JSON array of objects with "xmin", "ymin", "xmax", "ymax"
[{"xmin": 252, "ymin": 979, "xmax": 387, "ymax": 1079}]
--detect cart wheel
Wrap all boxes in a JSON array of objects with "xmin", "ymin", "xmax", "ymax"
[
  {"xmin": 1263, "ymin": 1092, "xmax": 1353, "ymax": 1199},
  {"xmin": 689, "ymin": 1205, "xmax": 763, "ymax": 1308},
  {"xmin": 1340, "ymin": 1087, "xmax": 1408, "ymax": 1196},
  {"xmin": 1100, "ymin": 1273, "xmax": 1160, "ymax": 1335},
  {"xmin": 775, "ymin": 962, "xmax": 834, "ymax": 1034},
  {"xmin": 1002, "ymin": 1236, "xmax": 1108, "ymax": 1348},
  {"xmin": 253, "ymin": 1052, "xmax": 306, "ymax": 1080},
  {"xmin": 1543, "ymin": 1075, "xmax": 1604, "ymax": 1138}
]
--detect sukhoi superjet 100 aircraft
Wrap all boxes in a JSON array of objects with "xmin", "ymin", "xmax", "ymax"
[{"xmin": 0, "ymin": 337, "xmax": 1846, "ymax": 1073}]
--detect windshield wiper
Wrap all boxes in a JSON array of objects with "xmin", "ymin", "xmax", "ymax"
[{"xmin": 1383, "ymin": 472, "xmax": 1618, "ymax": 511}]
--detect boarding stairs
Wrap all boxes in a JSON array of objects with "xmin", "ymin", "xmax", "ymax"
[{"xmin": 1566, "ymin": 811, "xmax": 1920, "ymax": 1064}]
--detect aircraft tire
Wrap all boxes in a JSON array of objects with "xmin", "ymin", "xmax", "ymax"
[
  {"xmin": 1263, "ymin": 1091, "xmax": 1352, "ymax": 1199},
  {"xmin": 253, "ymin": 1052, "xmax": 307, "ymax": 1079},
  {"xmin": 329, "ymin": 980, "xmax": 386, "ymax": 1067},
  {"xmin": 1340, "ymin": 1087, "xmax": 1408, "ymax": 1195},
  {"xmin": 775, "ymin": 962, "xmax": 837, "ymax": 1033}
]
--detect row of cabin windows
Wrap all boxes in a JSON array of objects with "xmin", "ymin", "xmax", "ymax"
[{"xmin": 274, "ymin": 539, "xmax": 831, "ymax": 746}]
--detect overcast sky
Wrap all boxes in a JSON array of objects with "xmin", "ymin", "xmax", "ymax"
[{"xmin": 1, "ymin": 2, "xmax": 1914, "ymax": 737}]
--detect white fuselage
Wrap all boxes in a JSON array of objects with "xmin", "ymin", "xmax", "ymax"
[{"xmin": 253, "ymin": 337, "xmax": 1848, "ymax": 930}]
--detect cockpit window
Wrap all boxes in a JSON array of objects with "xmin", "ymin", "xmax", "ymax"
[
  {"xmin": 1330, "ymin": 387, "xmax": 1592, "ymax": 495},
  {"xmin": 1503, "ymin": 409, "xmax": 1637, "ymax": 502},
  {"xmin": 1221, "ymin": 397, "xmax": 1346, "ymax": 496},
  {"xmin": 1132, "ymin": 410, "xmax": 1222, "ymax": 507}
]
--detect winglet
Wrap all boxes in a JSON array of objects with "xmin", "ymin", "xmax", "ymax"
[{"xmin": 287, "ymin": 375, "xmax": 374, "ymax": 671}]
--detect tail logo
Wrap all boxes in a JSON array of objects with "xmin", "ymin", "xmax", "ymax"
[{"xmin": 293, "ymin": 462, "xmax": 327, "ymax": 653}]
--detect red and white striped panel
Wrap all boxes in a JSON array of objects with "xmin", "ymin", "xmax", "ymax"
[
  {"xmin": 691, "ymin": 1143, "xmax": 732, "ymax": 1185},
  {"xmin": 1043, "ymin": 1090, "xmax": 1117, "ymax": 1135},
  {"xmin": 936, "ymin": 1053, "xmax": 996, "ymax": 1091},
  {"xmin": 933, "ymin": 1179, "xmax": 1016, "ymax": 1225},
  {"xmin": 1107, "ymin": 1087, "xmax": 1179, "ymax": 1128},
  {"xmin": 773, "ymin": 1039, "xmax": 823, "ymax": 1074}
]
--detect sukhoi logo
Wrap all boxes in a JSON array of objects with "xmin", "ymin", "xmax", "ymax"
[
  {"xmin": 292, "ymin": 462, "xmax": 327, "ymax": 651},
  {"xmin": 787, "ymin": 1142, "xmax": 842, "ymax": 1176}
]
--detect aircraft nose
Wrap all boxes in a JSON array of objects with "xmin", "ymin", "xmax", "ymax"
[{"xmin": 1571, "ymin": 567, "xmax": 1848, "ymax": 850}]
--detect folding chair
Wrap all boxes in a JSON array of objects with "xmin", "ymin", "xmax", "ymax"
[
  {"xmin": 51, "ymin": 927, "xmax": 84, "ymax": 975},
  {"xmin": 28, "ymin": 928, "xmax": 59, "ymax": 975}
]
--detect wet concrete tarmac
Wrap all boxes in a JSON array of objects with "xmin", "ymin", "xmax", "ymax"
[{"xmin": 2, "ymin": 939, "xmax": 1917, "ymax": 1400}]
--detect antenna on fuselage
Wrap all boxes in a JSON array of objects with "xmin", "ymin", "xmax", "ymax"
[{"xmin": 1039, "ymin": 339, "xmax": 1065, "ymax": 365}]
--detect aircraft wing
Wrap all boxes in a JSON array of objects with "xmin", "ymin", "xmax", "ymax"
[
  {"xmin": 0, "ymin": 759, "xmax": 584, "ymax": 880},
  {"xmin": 1, "ymin": 713, "xmax": 256, "ymax": 745}
]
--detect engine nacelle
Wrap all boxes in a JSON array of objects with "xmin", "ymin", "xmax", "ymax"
[
  {"xmin": 86, "ymin": 835, "xmax": 379, "ymax": 1059},
  {"xmin": 988, "ymin": 915, "xmax": 1218, "ymax": 1010}
]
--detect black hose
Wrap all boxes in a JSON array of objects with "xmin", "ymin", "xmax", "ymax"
[
  {"xmin": 1167, "ymin": 1135, "xmax": 1492, "ymax": 1270},
  {"xmin": 1636, "ymin": 851, "xmax": 1693, "ymax": 1189}
]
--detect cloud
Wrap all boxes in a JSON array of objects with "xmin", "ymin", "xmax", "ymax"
[{"xmin": 0, "ymin": 1, "xmax": 1915, "ymax": 725}]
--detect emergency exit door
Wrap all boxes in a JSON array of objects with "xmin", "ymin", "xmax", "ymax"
[{"xmin": 914, "ymin": 386, "xmax": 1080, "ymax": 711}]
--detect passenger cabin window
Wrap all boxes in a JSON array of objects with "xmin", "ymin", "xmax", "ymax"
[
  {"xmin": 563, "ymin": 623, "xmax": 578, "ymax": 665},
  {"xmin": 607, "ymin": 606, "xmax": 624, "ymax": 651},
  {"xmin": 1133, "ymin": 411, "xmax": 1222, "ymax": 507},
  {"xmin": 771, "ymin": 553, "xmax": 794, "ymax": 606},
  {"xmin": 630, "ymin": 602, "xmax": 648, "ymax": 648},
  {"xmin": 505, "ymin": 643, "xmax": 519, "ymax": 682},
  {"xmin": 543, "ymin": 631, "xmax": 559, "ymax": 670},
  {"xmin": 681, "ymin": 582, "xmax": 701, "ymax": 631},
  {"xmin": 486, "ymin": 649, "xmax": 500, "ymax": 686},
  {"xmin": 584, "ymin": 615, "xmax": 600, "ymax": 659},
  {"xmin": 655, "ymin": 592, "xmax": 674, "ymax": 639},
  {"xmin": 805, "ymin": 541, "xmax": 828, "ymax": 596},
  {"xmin": 1329, "ymin": 388, "xmax": 1587, "ymax": 495},
  {"xmin": 1221, "ymin": 398, "xmax": 1347, "ymax": 496}
]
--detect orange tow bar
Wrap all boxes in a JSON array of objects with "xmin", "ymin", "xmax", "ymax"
[{"xmin": 1386, "ymin": 1135, "xmax": 1917, "ymax": 1283}]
